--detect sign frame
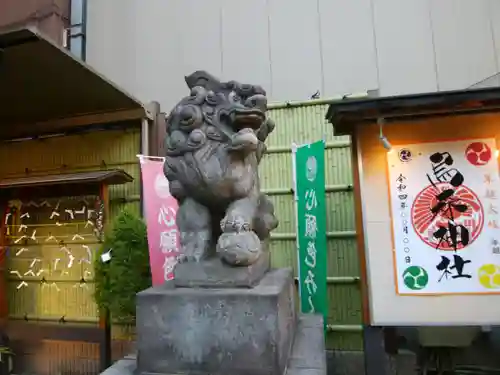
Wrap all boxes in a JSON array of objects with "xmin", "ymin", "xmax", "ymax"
[{"xmin": 386, "ymin": 138, "xmax": 500, "ymax": 296}]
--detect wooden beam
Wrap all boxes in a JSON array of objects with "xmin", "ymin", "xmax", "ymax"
[
  {"xmin": 0, "ymin": 108, "xmax": 149, "ymax": 141},
  {"xmin": 7, "ymin": 321, "xmax": 102, "ymax": 343},
  {"xmin": 147, "ymin": 101, "xmax": 164, "ymax": 157},
  {"xmin": 351, "ymin": 128, "xmax": 370, "ymax": 325},
  {"xmin": 98, "ymin": 183, "xmax": 112, "ymax": 371},
  {"xmin": 351, "ymin": 127, "xmax": 390, "ymax": 375},
  {"xmin": 0, "ymin": 203, "xmax": 8, "ymax": 328}
]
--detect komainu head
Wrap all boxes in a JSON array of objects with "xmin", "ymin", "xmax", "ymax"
[
  {"xmin": 165, "ymin": 71, "xmax": 274, "ymax": 157},
  {"xmin": 164, "ymin": 71, "xmax": 275, "ymax": 204}
]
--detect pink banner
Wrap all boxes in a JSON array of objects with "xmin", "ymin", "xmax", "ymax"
[{"xmin": 139, "ymin": 156, "xmax": 179, "ymax": 286}]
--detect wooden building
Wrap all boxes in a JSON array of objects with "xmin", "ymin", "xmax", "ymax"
[
  {"xmin": 326, "ymin": 86, "xmax": 500, "ymax": 374},
  {"xmin": 0, "ymin": 26, "xmax": 165, "ymax": 375}
]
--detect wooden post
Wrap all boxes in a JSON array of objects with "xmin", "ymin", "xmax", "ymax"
[
  {"xmin": 351, "ymin": 129, "xmax": 371, "ymax": 326},
  {"xmin": 146, "ymin": 101, "xmax": 163, "ymax": 157},
  {"xmin": 0, "ymin": 203, "xmax": 8, "ymax": 327},
  {"xmin": 351, "ymin": 129, "xmax": 389, "ymax": 375},
  {"xmin": 99, "ymin": 183, "xmax": 112, "ymax": 371}
]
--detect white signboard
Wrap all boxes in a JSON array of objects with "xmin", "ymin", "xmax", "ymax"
[{"xmin": 387, "ymin": 138, "xmax": 500, "ymax": 295}]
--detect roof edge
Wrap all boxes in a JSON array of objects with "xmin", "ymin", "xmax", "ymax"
[
  {"xmin": 0, "ymin": 26, "xmax": 148, "ymax": 126},
  {"xmin": 0, "ymin": 169, "xmax": 134, "ymax": 190},
  {"xmin": 326, "ymin": 86, "xmax": 500, "ymax": 135}
]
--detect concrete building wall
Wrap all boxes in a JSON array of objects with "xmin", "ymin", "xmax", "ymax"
[
  {"xmin": 85, "ymin": 0, "xmax": 500, "ymax": 111},
  {"xmin": 0, "ymin": 0, "xmax": 69, "ymax": 45}
]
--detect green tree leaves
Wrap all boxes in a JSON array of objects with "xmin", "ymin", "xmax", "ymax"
[{"xmin": 93, "ymin": 209, "xmax": 151, "ymax": 324}]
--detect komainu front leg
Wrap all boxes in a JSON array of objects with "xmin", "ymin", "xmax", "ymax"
[
  {"xmin": 217, "ymin": 197, "xmax": 261, "ymax": 266},
  {"xmin": 176, "ymin": 198, "xmax": 212, "ymax": 263}
]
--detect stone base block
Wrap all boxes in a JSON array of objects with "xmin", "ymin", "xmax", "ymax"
[
  {"xmin": 136, "ymin": 268, "xmax": 296, "ymax": 375},
  {"xmin": 173, "ymin": 250, "xmax": 270, "ymax": 288},
  {"xmin": 99, "ymin": 354, "xmax": 136, "ymax": 375},
  {"xmin": 286, "ymin": 314, "xmax": 327, "ymax": 375},
  {"xmin": 100, "ymin": 315, "xmax": 326, "ymax": 375}
]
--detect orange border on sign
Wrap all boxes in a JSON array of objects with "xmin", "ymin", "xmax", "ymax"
[{"xmin": 385, "ymin": 136, "xmax": 500, "ymax": 296}]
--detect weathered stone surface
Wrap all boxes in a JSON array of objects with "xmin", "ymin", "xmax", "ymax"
[
  {"xmin": 163, "ymin": 71, "xmax": 279, "ymax": 267},
  {"xmin": 100, "ymin": 315, "xmax": 327, "ymax": 375},
  {"xmin": 286, "ymin": 369, "xmax": 326, "ymax": 375},
  {"xmin": 174, "ymin": 249, "xmax": 270, "ymax": 288},
  {"xmin": 287, "ymin": 315, "xmax": 327, "ymax": 373},
  {"xmin": 98, "ymin": 72, "xmax": 328, "ymax": 375},
  {"xmin": 99, "ymin": 354, "xmax": 136, "ymax": 375},
  {"xmin": 136, "ymin": 268, "xmax": 296, "ymax": 375}
]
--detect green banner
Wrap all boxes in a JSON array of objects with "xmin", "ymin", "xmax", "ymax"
[{"xmin": 293, "ymin": 140, "xmax": 328, "ymax": 326}]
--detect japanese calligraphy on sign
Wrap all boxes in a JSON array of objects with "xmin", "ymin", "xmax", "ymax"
[
  {"xmin": 293, "ymin": 141, "xmax": 327, "ymax": 321},
  {"xmin": 388, "ymin": 138, "xmax": 500, "ymax": 294},
  {"xmin": 139, "ymin": 156, "xmax": 180, "ymax": 286}
]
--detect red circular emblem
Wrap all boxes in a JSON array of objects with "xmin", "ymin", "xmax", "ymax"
[
  {"xmin": 411, "ymin": 183, "xmax": 484, "ymax": 251},
  {"xmin": 465, "ymin": 142, "xmax": 492, "ymax": 166}
]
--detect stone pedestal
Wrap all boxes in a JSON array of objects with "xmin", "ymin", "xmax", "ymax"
[
  {"xmin": 100, "ymin": 267, "xmax": 327, "ymax": 375},
  {"xmin": 173, "ymin": 250, "xmax": 271, "ymax": 288},
  {"xmin": 137, "ymin": 268, "xmax": 295, "ymax": 375}
]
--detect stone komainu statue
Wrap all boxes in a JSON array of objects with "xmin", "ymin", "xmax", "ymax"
[{"xmin": 163, "ymin": 71, "xmax": 279, "ymax": 266}]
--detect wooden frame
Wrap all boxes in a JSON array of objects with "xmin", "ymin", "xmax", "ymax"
[
  {"xmin": 0, "ymin": 173, "xmax": 131, "ymax": 372},
  {"xmin": 0, "ymin": 25, "xmax": 166, "ymax": 374},
  {"xmin": 99, "ymin": 183, "xmax": 112, "ymax": 370},
  {"xmin": 351, "ymin": 128, "xmax": 370, "ymax": 325},
  {"xmin": 350, "ymin": 127, "xmax": 390, "ymax": 375}
]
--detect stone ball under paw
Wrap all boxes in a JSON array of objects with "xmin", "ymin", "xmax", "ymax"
[{"xmin": 216, "ymin": 231, "xmax": 262, "ymax": 266}]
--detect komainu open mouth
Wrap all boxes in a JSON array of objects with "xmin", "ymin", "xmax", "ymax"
[{"xmin": 230, "ymin": 109, "xmax": 265, "ymax": 130}]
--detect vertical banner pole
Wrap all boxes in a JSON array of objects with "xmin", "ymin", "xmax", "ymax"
[{"xmin": 291, "ymin": 143, "xmax": 301, "ymax": 305}]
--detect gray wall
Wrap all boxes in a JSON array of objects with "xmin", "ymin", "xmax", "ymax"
[{"xmin": 86, "ymin": 0, "xmax": 500, "ymax": 111}]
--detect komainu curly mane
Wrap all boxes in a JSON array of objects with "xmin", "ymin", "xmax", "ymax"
[{"xmin": 163, "ymin": 71, "xmax": 278, "ymax": 266}]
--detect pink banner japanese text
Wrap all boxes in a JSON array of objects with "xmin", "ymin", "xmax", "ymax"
[{"xmin": 139, "ymin": 156, "xmax": 179, "ymax": 286}]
